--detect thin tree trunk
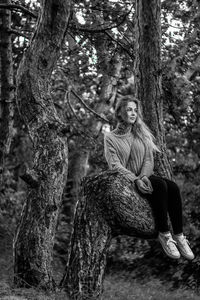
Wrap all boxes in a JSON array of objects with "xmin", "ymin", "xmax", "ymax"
[
  {"xmin": 14, "ymin": 0, "xmax": 71, "ymax": 289},
  {"xmin": 134, "ymin": 0, "xmax": 172, "ymax": 179},
  {"xmin": 0, "ymin": 0, "xmax": 14, "ymax": 175},
  {"xmin": 54, "ymin": 149, "xmax": 89, "ymax": 261},
  {"xmin": 93, "ymin": 30, "xmax": 122, "ymax": 135}
]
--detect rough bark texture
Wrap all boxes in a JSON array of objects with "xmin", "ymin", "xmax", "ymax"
[
  {"xmin": 93, "ymin": 32, "xmax": 122, "ymax": 135},
  {"xmin": 61, "ymin": 171, "xmax": 157, "ymax": 299},
  {"xmin": 14, "ymin": 0, "xmax": 71, "ymax": 289},
  {"xmin": 0, "ymin": 0, "xmax": 14, "ymax": 174},
  {"xmin": 134, "ymin": 0, "xmax": 172, "ymax": 179},
  {"xmin": 55, "ymin": 149, "xmax": 89, "ymax": 262}
]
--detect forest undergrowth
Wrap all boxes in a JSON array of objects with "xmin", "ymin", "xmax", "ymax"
[{"xmin": 0, "ymin": 234, "xmax": 200, "ymax": 300}]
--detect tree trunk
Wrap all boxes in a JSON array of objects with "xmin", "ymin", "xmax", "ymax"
[
  {"xmin": 134, "ymin": 0, "xmax": 172, "ymax": 179},
  {"xmin": 55, "ymin": 149, "xmax": 89, "ymax": 262},
  {"xmin": 13, "ymin": 0, "xmax": 71, "ymax": 289},
  {"xmin": 93, "ymin": 29, "xmax": 122, "ymax": 135},
  {"xmin": 61, "ymin": 171, "xmax": 157, "ymax": 299},
  {"xmin": 0, "ymin": 0, "xmax": 14, "ymax": 176}
]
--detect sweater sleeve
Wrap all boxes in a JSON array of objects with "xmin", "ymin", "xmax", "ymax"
[
  {"xmin": 104, "ymin": 134, "xmax": 138, "ymax": 183},
  {"xmin": 139, "ymin": 145, "xmax": 154, "ymax": 178}
]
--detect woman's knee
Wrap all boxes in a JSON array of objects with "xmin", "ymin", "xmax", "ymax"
[{"xmin": 166, "ymin": 179, "xmax": 180, "ymax": 194}]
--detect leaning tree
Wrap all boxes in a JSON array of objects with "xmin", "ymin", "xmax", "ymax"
[
  {"xmin": 14, "ymin": 0, "xmax": 71, "ymax": 289},
  {"xmin": 61, "ymin": 0, "xmax": 172, "ymax": 299}
]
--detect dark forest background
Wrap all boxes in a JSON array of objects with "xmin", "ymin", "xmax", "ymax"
[{"xmin": 0, "ymin": 0, "xmax": 200, "ymax": 299}]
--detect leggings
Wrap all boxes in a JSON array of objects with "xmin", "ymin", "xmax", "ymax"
[{"xmin": 145, "ymin": 175, "xmax": 183, "ymax": 235}]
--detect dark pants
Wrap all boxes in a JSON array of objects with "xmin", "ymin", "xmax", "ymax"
[{"xmin": 146, "ymin": 175, "xmax": 183, "ymax": 235}]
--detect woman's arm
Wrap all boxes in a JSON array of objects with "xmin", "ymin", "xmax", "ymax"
[
  {"xmin": 104, "ymin": 135, "xmax": 139, "ymax": 183},
  {"xmin": 139, "ymin": 145, "xmax": 154, "ymax": 178}
]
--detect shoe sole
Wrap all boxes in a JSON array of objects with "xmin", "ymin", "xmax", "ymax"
[
  {"xmin": 178, "ymin": 249, "xmax": 195, "ymax": 260},
  {"xmin": 161, "ymin": 247, "xmax": 180, "ymax": 259}
]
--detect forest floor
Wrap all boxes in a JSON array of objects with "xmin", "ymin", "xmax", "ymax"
[{"xmin": 0, "ymin": 237, "xmax": 199, "ymax": 300}]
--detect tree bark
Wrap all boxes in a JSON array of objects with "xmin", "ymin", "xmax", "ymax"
[
  {"xmin": 92, "ymin": 23, "xmax": 122, "ymax": 135},
  {"xmin": 13, "ymin": 0, "xmax": 71, "ymax": 289},
  {"xmin": 61, "ymin": 171, "xmax": 157, "ymax": 299},
  {"xmin": 134, "ymin": 0, "xmax": 172, "ymax": 179},
  {"xmin": 0, "ymin": 0, "xmax": 14, "ymax": 176},
  {"xmin": 54, "ymin": 149, "xmax": 89, "ymax": 261}
]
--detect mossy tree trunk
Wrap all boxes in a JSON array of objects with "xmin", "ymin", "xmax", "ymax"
[
  {"xmin": 134, "ymin": 0, "xmax": 172, "ymax": 179},
  {"xmin": 14, "ymin": 0, "xmax": 71, "ymax": 289}
]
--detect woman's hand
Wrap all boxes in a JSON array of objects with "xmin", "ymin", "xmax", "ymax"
[
  {"xmin": 135, "ymin": 178, "xmax": 153, "ymax": 194},
  {"xmin": 141, "ymin": 175, "xmax": 153, "ymax": 193}
]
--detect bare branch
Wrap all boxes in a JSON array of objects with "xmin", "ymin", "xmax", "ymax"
[
  {"xmin": 71, "ymin": 21, "xmax": 122, "ymax": 34},
  {"xmin": 65, "ymin": 91, "xmax": 84, "ymax": 125},
  {"xmin": 20, "ymin": 167, "xmax": 39, "ymax": 188},
  {"xmin": 73, "ymin": 4, "xmax": 133, "ymax": 33},
  {"xmin": 65, "ymin": 91, "xmax": 98, "ymax": 143},
  {"xmin": 8, "ymin": 28, "xmax": 30, "ymax": 39},
  {"xmin": 104, "ymin": 30, "xmax": 134, "ymax": 59},
  {"xmin": 70, "ymin": 89, "xmax": 109, "ymax": 123},
  {"xmin": 184, "ymin": 53, "xmax": 200, "ymax": 81},
  {"xmin": 0, "ymin": 4, "xmax": 37, "ymax": 18}
]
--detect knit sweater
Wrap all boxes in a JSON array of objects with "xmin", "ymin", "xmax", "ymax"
[{"xmin": 104, "ymin": 131, "xmax": 154, "ymax": 183}]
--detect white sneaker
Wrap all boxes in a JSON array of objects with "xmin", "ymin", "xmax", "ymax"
[
  {"xmin": 173, "ymin": 234, "xmax": 195, "ymax": 260},
  {"xmin": 158, "ymin": 232, "xmax": 181, "ymax": 259}
]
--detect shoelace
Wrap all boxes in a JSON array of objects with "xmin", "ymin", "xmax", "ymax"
[
  {"xmin": 178, "ymin": 236, "xmax": 190, "ymax": 246},
  {"xmin": 166, "ymin": 237, "xmax": 177, "ymax": 247}
]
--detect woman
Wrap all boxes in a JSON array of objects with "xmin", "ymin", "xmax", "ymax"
[{"xmin": 104, "ymin": 95, "xmax": 194, "ymax": 260}]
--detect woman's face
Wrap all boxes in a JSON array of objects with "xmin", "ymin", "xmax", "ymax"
[{"xmin": 120, "ymin": 101, "xmax": 138, "ymax": 125}]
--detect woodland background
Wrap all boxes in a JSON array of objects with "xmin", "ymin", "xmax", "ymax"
[{"xmin": 0, "ymin": 0, "xmax": 200, "ymax": 299}]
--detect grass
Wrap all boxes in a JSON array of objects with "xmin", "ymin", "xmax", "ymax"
[
  {"xmin": 0, "ymin": 237, "xmax": 199, "ymax": 300},
  {"xmin": 0, "ymin": 275, "xmax": 200, "ymax": 300},
  {"xmin": 103, "ymin": 275, "xmax": 200, "ymax": 300}
]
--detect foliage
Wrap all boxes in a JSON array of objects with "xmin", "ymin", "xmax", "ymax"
[{"xmin": 0, "ymin": 0, "xmax": 200, "ymax": 293}]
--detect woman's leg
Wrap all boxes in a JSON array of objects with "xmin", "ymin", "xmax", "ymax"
[
  {"xmin": 164, "ymin": 178, "xmax": 183, "ymax": 235},
  {"xmin": 147, "ymin": 175, "xmax": 180, "ymax": 259},
  {"xmin": 163, "ymin": 178, "xmax": 194, "ymax": 259},
  {"xmin": 147, "ymin": 175, "xmax": 170, "ymax": 233},
  {"xmin": 148, "ymin": 176, "xmax": 194, "ymax": 260}
]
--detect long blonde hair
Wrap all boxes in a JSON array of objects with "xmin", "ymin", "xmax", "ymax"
[{"xmin": 115, "ymin": 95, "xmax": 160, "ymax": 152}]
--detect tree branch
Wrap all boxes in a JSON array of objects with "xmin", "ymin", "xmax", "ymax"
[
  {"xmin": 70, "ymin": 89, "xmax": 109, "ymax": 123},
  {"xmin": 20, "ymin": 167, "xmax": 39, "ymax": 188},
  {"xmin": 8, "ymin": 28, "xmax": 30, "ymax": 39},
  {"xmin": 0, "ymin": 4, "xmax": 37, "ymax": 18},
  {"xmin": 104, "ymin": 30, "xmax": 134, "ymax": 59},
  {"xmin": 65, "ymin": 91, "xmax": 84, "ymax": 125},
  {"xmin": 72, "ymin": 4, "xmax": 133, "ymax": 33},
  {"xmin": 184, "ymin": 53, "xmax": 200, "ymax": 81},
  {"xmin": 65, "ymin": 91, "xmax": 98, "ymax": 143}
]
